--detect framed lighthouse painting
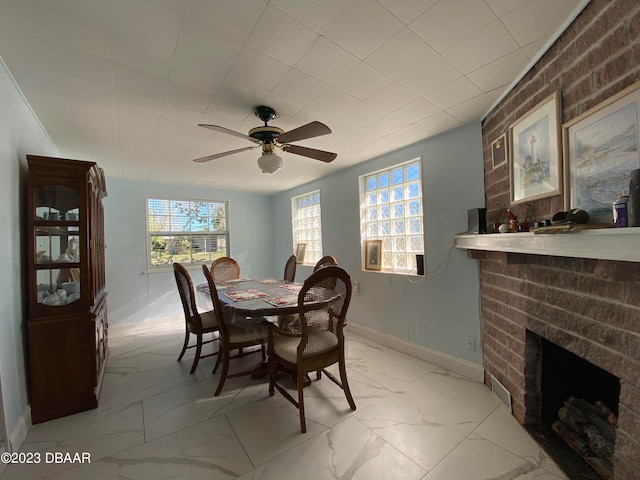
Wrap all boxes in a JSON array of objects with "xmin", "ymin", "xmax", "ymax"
[{"xmin": 509, "ymin": 91, "xmax": 562, "ymax": 205}]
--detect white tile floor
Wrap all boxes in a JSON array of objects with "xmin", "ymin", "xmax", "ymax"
[{"xmin": 2, "ymin": 320, "xmax": 568, "ymax": 480}]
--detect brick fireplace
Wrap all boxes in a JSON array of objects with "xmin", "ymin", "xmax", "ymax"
[
  {"xmin": 479, "ymin": 1, "xmax": 640, "ymax": 477},
  {"xmin": 474, "ymin": 251, "xmax": 639, "ymax": 478}
]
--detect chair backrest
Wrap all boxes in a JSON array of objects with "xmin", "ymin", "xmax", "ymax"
[
  {"xmin": 210, "ymin": 256, "xmax": 240, "ymax": 282},
  {"xmin": 201, "ymin": 265, "xmax": 230, "ymax": 338},
  {"xmin": 313, "ymin": 255, "xmax": 338, "ymax": 272},
  {"xmin": 297, "ymin": 266, "xmax": 351, "ymax": 358},
  {"xmin": 173, "ymin": 262, "xmax": 201, "ymax": 327},
  {"xmin": 284, "ymin": 254, "xmax": 297, "ymax": 282}
]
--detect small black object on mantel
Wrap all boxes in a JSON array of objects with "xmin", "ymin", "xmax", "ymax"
[{"xmin": 467, "ymin": 208, "xmax": 487, "ymax": 234}]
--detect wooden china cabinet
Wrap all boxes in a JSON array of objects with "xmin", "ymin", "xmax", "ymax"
[{"xmin": 26, "ymin": 155, "xmax": 108, "ymax": 423}]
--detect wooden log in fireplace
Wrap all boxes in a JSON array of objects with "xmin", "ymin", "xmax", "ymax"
[{"xmin": 552, "ymin": 397, "xmax": 617, "ymax": 480}]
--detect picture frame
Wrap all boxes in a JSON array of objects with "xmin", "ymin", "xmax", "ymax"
[
  {"xmin": 563, "ymin": 80, "xmax": 640, "ymax": 223},
  {"xmin": 509, "ymin": 91, "xmax": 562, "ymax": 205},
  {"xmin": 295, "ymin": 243, "xmax": 306, "ymax": 264},
  {"xmin": 491, "ymin": 133, "xmax": 508, "ymax": 168},
  {"xmin": 364, "ymin": 240, "xmax": 382, "ymax": 271}
]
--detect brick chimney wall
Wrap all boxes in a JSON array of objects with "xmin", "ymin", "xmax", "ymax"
[{"xmin": 480, "ymin": 1, "xmax": 640, "ymax": 478}]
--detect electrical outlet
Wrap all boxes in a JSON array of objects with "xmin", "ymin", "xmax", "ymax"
[
  {"xmin": 465, "ymin": 336, "xmax": 476, "ymax": 351},
  {"xmin": 351, "ymin": 280, "xmax": 359, "ymax": 295}
]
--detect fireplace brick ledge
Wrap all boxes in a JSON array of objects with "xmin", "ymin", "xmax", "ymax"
[{"xmin": 454, "ymin": 227, "xmax": 640, "ymax": 263}]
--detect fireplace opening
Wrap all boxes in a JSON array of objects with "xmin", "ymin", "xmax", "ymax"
[{"xmin": 525, "ymin": 334, "xmax": 620, "ymax": 480}]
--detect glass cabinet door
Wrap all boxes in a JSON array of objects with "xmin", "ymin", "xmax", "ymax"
[{"xmin": 34, "ymin": 185, "xmax": 81, "ymax": 306}]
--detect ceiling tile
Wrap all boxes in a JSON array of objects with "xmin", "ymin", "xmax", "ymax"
[
  {"xmin": 409, "ymin": 0, "xmax": 496, "ymax": 52},
  {"xmin": 336, "ymin": 102, "xmax": 386, "ymax": 128},
  {"xmin": 112, "ymin": 63, "xmax": 167, "ymax": 102},
  {"xmin": 269, "ymin": 0, "xmax": 351, "ymax": 34},
  {"xmin": 466, "ymin": 49, "xmax": 530, "ymax": 92},
  {"xmin": 271, "ymin": 69, "xmax": 328, "ymax": 106},
  {"xmin": 502, "ymin": 0, "xmax": 581, "ymax": 46},
  {"xmin": 307, "ymin": 87, "xmax": 360, "ymax": 118},
  {"xmin": 365, "ymin": 27, "xmax": 437, "ymax": 81},
  {"xmin": 425, "ymin": 77, "xmax": 483, "ymax": 110},
  {"xmin": 48, "ymin": 42, "xmax": 113, "ymax": 87},
  {"xmin": 175, "ymin": 18, "xmax": 244, "ymax": 68},
  {"xmin": 412, "ymin": 110, "xmax": 462, "ymax": 138},
  {"xmin": 114, "ymin": 89, "xmax": 163, "ymax": 117},
  {"xmin": 35, "ymin": 0, "xmax": 110, "ymax": 28},
  {"xmin": 163, "ymin": 81, "xmax": 212, "ymax": 114},
  {"xmin": 443, "ymin": 20, "xmax": 519, "ymax": 75},
  {"xmin": 185, "ymin": 0, "xmax": 266, "ymax": 43},
  {"xmin": 59, "ymin": 74, "xmax": 115, "ymax": 104},
  {"xmin": 109, "ymin": 30, "xmax": 174, "ymax": 78},
  {"xmin": 226, "ymin": 47, "xmax": 290, "ymax": 92},
  {"xmin": 246, "ymin": 5, "xmax": 319, "ymax": 66},
  {"xmin": 446, "ymin": 93, "xmax": 494, "ymax": 124},
  {"xmin": 378, "ymin": 0, "xmax": 438, "ymax": 25},
  {"xmin": 364, "ymin": 81, "xmax": 418, "ymax": 113},
  {"xmin": 0, "ymin": 28, "xmax": 56, "ymax": 70},
  {"xmin": 334, "ymin": 62, "xmax": 392, "ymax": 101},
  {"xmin": 0, "ymin": 0, "xmax": 46, "ymax": 38},
  {"xmin": 213, "ymin": 77, "xmax": 270, "ymax": 109},
  {"xmin": 36, "ymin": 4, "xmax": 110, "ymax": 58},
  {"xmin": 294, "ymin": 37, "xmax": 360, "ymax": 85},
  {"xmin": 168, "ymin": 55, "xmax": 227, "ymax": 94},
  {"xmin": 398, "ymin": 55, "xmax": 462, "ymax": 96},
  {"xmin": 484, "ymin": 0, "xmax": 528, "ymax": 17},
  {"xmin": 324, "ymin": 0, "xmax": 404, "ymax": 60}
]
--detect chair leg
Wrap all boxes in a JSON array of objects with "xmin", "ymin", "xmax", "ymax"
[
  {"xmin": 339, "ymin": 360, "xmax": 356, "ymax": 411},
  {"xmin": 214, "ymin": 348, "xmax": 230, "ymax": 396},
  {"xmin": 177, "ymin": 329, "xmax": 190, "ymax": 361},
  {"xmin": 190, "ymin": 333, "xmax": 202, "ymax": 374},
  {"xmin": 212, "ymin": 345, "xmax": 222, "ymax": 374},
  {"xmin": 297, "ymin": 370, "xmax": 306, "ymax": 433}
]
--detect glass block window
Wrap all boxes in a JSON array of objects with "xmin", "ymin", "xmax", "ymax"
[
  {"xmin": 291, "ymin": 190, "xmax": 323, "ymax": 265},
  {"xmin": 360, "ymin": 159, "xmax": 424, "ymax": 274},
  {"xmin": 146, "ymin": 197, "xmax": 229, "ymax": 270}
]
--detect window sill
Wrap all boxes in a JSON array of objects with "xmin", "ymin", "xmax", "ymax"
[{"xmin": 454, "ymin": 227, "xmax": 640, "ymax": 263}]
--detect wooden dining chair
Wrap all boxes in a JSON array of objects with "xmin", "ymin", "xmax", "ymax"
[
  {"xmin": 313, "ymin": 255, "xmax": 338, "ymax": 272},
  {"xmin": 267, "ymin": 266, "xmax": 356, "ymax": 433},
  {"xmin": 173, "ymin": 263, "xmax": 219, "ymax": 374},
  {"xmin": 210, "ymin": 256, "xmax": 240, "ymax": 282},
  {"xmin": 201, "ymin": 265, "xmax": 267, "ymax": 396},
  {"xmin": 283, "ymin": 254, "xmax": 297, "ymax": 282}
]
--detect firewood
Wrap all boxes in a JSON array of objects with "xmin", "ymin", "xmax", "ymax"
[
  {"xmin": 584, "ymin": 455, "xmax": 613, "ymax": 480},
  {"xmin": 595, "ymin": 400, "xmax": 618, "ymax": 426},
  {"xmin": 552, "ymin": 420, "xmax": 591, "ymax": 456}
]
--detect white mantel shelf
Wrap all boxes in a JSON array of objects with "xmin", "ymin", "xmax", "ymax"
[{"xmin": 454, "ymin": 227, "xmax": 640, "ymax": 263}]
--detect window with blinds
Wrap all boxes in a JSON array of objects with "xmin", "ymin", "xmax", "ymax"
[
  {"xmin": 146, "ymin": 197, "xmax": 229, "ymax": 270},
  {"xmin": 359, "ymin": 159, "xmax": 424, "ymax": 274},
  {"xmin": 291, "ymin": 190, "xmax": 323, "ymax": 265}
]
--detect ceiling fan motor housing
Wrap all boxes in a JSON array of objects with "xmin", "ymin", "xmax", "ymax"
[{"xmin": 248, "ymin": 125, "xmax": 284, "ymax": 143}]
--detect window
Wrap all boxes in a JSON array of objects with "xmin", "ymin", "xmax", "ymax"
[
  {"xmin": 291, "ymin": 190, "xmax": 323, "ymax": 265},
  {"xmin": 146, "ymin": 197, "xmax": 229, "ymax": 270},
  {"xmin": 359, "ymin": 159, "xmax": 424, "ymax": 274}
]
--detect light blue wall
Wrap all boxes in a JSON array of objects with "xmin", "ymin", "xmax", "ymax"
[
  {"xmin": 0, "ymin": 58, "xmax": 59, "ymax": 446},
  {"xmin": 104, "ymin": 178, "xmax": 273, "ymax": 325},
  {"xmin": 271, "ymin": 122, "xmax": 485, "ymax": 364}
]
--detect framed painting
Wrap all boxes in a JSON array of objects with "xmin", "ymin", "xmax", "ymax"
[
  {"xmin": 491, "ymin": 133, "xmax": 508, "ymax": 168},
  {"xmin": 364, "ymin": 240, "xmax": 382, "ymax": 271},
  {"xmin": 509, "ymin": 91, "xmax": 562, "ymax": 205},
  {"xmin": 563, "ymin": 80, "xmax": 640, "ymax": 223},
  {"xmin": 295, "ymin": 243, "xmax": 306, "ymax": 264}
]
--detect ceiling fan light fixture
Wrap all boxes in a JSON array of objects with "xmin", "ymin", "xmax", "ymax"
[{"xmin": 257, "ymin": 152, "xmax": 282, "ymax": 174}]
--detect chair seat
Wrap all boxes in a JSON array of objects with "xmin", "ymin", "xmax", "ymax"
[
  {"xmin": 273, "ymin": 331, "xmax": 338, "ymax": 364},
  {"xmin": 227, "ymin": 322, "xmax": 266, "ymax": 344},
  {"xmin": 189, "ymin": 310, "xmax": 218, "ymax": 331}
]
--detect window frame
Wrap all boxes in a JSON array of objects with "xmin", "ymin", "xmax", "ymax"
[
  {"xmin": 145, "ymin": 195, "xmax": 230, "ymax": 272},
  {"xmin": 291, "ymin": 189, "xmax": 323, "ymax": 266},
  {"xmin": 359, "ymin": 158, "xmax": 425, "ymax": 275}
]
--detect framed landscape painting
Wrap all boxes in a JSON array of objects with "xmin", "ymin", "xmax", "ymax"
[
  {"xmin": 563, "ymin": 80, "xmax": 640, "ymax": 222},
  {"xmin": 509, "ymin": 92, "xmax": 562, "ymax": 205},
  {"xmin": 364, "ymin": 240, "xmax": 382, "ymax": 271}
]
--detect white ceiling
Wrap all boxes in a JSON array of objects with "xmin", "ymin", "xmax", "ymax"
[{"xmin": 0, "ymin": 0, "xmax": 584, "ymax": 194}]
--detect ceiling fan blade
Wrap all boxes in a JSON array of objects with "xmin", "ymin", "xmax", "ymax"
[
  {"xmin": 281, "ymin": 144, "xmax": 337, "ymax": 163},
  {"xmin": 193, "ymin": 146, "xmax": 257, "ymax": 163},
  {"xmin": 198, "ymin": 124, "xmax": 262, "ymax": 144},
  {"xmin": 277, "ymin": 121, "xmax": 332, "ymax": 144}
]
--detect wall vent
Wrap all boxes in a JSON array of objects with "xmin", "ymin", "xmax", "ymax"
[{"xmin": 491, "ymin": 375, "xmax": 512, "ymax": 413}]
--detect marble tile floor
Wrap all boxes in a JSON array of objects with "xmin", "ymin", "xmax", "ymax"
[{"xmin": 2, "ymin": 320, "xmax": 568, "ymax": 480}]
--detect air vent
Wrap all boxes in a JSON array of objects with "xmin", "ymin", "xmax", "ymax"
[{"xmin": 491, "ymin": 375, "xmax": 512, "ymax": 413}]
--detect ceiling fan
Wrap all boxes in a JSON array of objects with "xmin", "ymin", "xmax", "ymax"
[{"xmin": 194, "ymin": 106, "xmax": 337, "ymax": 174}]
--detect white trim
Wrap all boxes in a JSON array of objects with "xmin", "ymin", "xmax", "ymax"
[
  {"xmin": 481, "ymin": 0, "xmax": 592, "ymax": 121},
  {"xmin": 348, "ymin": 323, "xmax": 484, "ymax": 382},
  {"xmin": 6, "ymin": 406, "xmax": 31, "ymax": 454}
]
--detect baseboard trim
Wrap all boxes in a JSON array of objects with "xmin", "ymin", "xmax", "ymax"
[
  {"xmin": 7, "ymin": 406, "xmax": 31, "ymax": 453},
  {"xmin": 348, "ymin": 323, "xmax": 484, "ymax": 382}
]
